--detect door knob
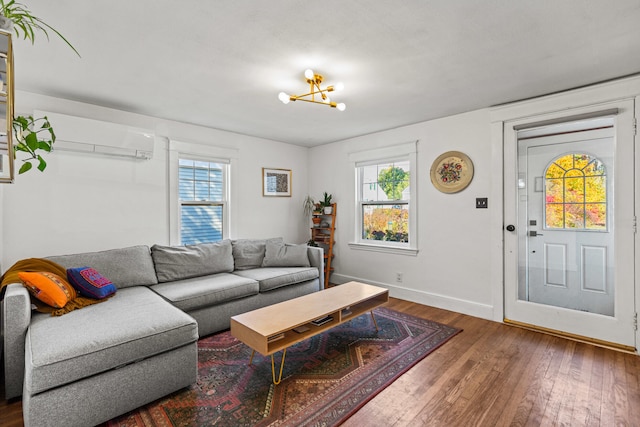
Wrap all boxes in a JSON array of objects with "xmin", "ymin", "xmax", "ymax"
[{"xmin": 506, "ymin": 224, "xmax": 516, "ymax": 232}]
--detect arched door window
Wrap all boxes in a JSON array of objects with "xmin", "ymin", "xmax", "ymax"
[{"xmin": 544, "ymin": 153, "xmax": 607, "ymax": 230}]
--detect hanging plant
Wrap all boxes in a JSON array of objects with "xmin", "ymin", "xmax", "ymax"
[
  {"xmin": 0, "ymin": 0, "xmax": 80, "ymax": 56},
  {"xmin": 13, "ymin": 115, "xmax": 55, "ymax": 174},
  {"xmin": 0, "ymin": 1, "xmax": 79, "ymax": 176}
]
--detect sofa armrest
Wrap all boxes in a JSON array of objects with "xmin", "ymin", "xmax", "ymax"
[
  {"xmin": 2, "ymin": 283, "xmax": 32, "ymax": 399},
  {"xmin": 306, "ymin": 246, "xmax": 324, "ymax": 289}
]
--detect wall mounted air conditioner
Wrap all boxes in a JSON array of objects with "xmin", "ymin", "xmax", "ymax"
[{"xmin": 35, "ymin": 111, "xmax": 155, "ymax": 159}]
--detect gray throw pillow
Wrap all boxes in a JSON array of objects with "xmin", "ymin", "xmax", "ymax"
[
  {"xmin": 262, "ymin": 240, "xmax": 311, "ymax": 267},
  {"xmin": 151, "ymin": 240, "xmax": 234, "ymax": 282},
  {"xmin": 232, "ymin": 238, "xmax": 282, "ymax": 270}
]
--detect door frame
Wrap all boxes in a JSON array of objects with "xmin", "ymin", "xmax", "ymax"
[
  {"xmin": 489, "ymin": 76, "xmax": 640, "ymax": 352},
  {"xmin": 507, "ymin": 118, "xmax": 634, "ymax": 347}
]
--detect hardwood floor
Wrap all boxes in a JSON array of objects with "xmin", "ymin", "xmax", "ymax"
[{"xmin": 2, "ymin": 298, "xmax": 639, "ymax": 426}]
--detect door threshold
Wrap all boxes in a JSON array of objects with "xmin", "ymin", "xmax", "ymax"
[{"xmin": 504, "ymin": 318, "xmax": 637, "ymax": 354}]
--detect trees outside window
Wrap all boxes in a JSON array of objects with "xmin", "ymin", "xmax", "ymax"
[{"xmin": 358, "ymin": 160, "xmax": 410, "ymax": 243}]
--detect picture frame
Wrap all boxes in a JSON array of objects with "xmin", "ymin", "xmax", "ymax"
[
  {"xmin": 430, "ymin": 151, "xmax": 474, "ymax": 194},
  {"xmin": 262, "ymin": 167, "xmax": 292, "ymax": 197}
]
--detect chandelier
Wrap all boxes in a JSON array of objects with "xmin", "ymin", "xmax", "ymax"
[{"xmin": 278, "ymin": 69, "xmax": 346, "ymax": 111}]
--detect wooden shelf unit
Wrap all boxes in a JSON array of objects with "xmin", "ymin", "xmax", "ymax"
[{"xmin": 311, "ymin": 202, "xmax": 336, "ymax": 288}]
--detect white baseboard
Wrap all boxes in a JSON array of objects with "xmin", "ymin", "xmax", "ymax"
[{"xmin": 331, "ymin": 273, "xmax": 494, "ymax": 320}]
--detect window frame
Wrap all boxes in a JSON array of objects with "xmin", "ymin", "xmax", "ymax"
[
  {"xmin": 348, "ymin": 142, "xmax": 418, "ymax": 256},
  {"xmin": 178, "ymin": 157, "xmax": 228, "ymax": 245},
  {"xmin": 168, "ymin": 139, "xmax": 237, "ymax": 246},
  {"xmin": 543, "ymin": 152, "xmax": 608, "ymax": 232}
]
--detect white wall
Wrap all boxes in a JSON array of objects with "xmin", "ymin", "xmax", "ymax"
[
  {"xmin": 309, "ymin": 75, "xmax": 640, "ymax": 325},
  {"xmin": 308, "ymin": 109, "xmax": 495, "ymax": 319},
  {"xmin": 0, "ymin": 91, "xmax": 311, "ymax": 270}
]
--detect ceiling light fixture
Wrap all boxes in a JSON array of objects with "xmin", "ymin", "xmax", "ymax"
[{"xmin": 278, "ymin": 69, "xmax": 346, "ymax": 111}]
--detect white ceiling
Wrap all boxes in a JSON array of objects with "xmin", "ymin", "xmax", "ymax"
[{"xmin": 13, "ymin": 0, "xmax": 640, "ymax": 147}]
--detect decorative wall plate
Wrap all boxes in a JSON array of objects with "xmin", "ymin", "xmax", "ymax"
[{"xmin": 430, "ymin": 151, "xmax": 474, "ymax": 193}]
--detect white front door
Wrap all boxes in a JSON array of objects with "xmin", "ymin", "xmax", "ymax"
[
  {"xmin": 522, "ymin": 130, "xmax": 614, "ymax": 316},
  {"xmin": 504, "ymin": 103, "xmax": 636, "ymax": 349}
]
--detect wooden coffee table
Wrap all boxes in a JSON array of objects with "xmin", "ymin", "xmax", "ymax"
[{"xmin": 230, "ymin": 281, "xmax": 389, "ymax": 384}]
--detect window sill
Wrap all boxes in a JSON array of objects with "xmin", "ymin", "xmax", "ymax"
[{"xmin": 348, "ymin": 242, "xmax": 418, "ymax": 256}]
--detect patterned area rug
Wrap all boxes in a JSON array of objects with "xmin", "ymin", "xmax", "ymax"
[{"xmin": 106, "ymin": 307, "xmax": 461, "ymax": 427}]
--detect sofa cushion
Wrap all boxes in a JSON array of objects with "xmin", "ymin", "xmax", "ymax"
[
  {"xmin": 19, "ymin": 271, "xmax": 77, "ymax": 308},
  {"xmin": 262, "ymin": 241, "xmax": 310, "ymax": 268},
  {"xmin": 47, "ymin": 245, "xmax": 158, "ymax": 289},
  {"xmin": 151, "ymin": 240, "xmax": 234, "ymax": 283},
  {"xmin": 24, "ymin": 286, "xmax": 198, "ymax": 395},
  {"xmin": 67, "ymin": 267, "xmax": 117, "ymax": 299},
  {"xmin": 232, "ymin": 238, "xmax": 282, "ymax": 270},
  {"xmin": 150, "ymin": 273, "xmax": 259, "ymax": 312},
  {"xmin": 233, "ymin": 267, "xmax": 319, "ymax": 292}
]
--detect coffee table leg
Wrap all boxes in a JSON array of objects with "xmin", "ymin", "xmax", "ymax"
[
  {"xmin": 271, "ymin": 348, "xmax": 287, "ymax": 385},
  {"xmin": 370, "ymin": 311, "xmax": 379, "ymax": 332},
  {"xmin": 249, "ymin": 349, "xmax": 256, "ymax": 365}
]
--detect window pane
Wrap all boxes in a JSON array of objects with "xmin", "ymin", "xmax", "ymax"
[
  {"xmin": 546, "ymin": 204, "xmax": 564, "ymax": 228},
  {"xmin": 585, "ymin": 176, "xmax": 606, "ymax": 202},
  {"xmin": 585, "ymin": 203, "xmax": 606, "ymax": 229},
  {"xmin": 564, "ymin": 204, "xmax": 584, "ymax": 228},
  {"xmin": 544, "ymin": 153, "xmax": 607, "ymax": 230},
  {"xmin": 564, "ymin": 177, "xmax": 584, "ymax": 203},
  {"xmin": 361, "ymin": 161, "xmax": 410, "ymax": 202},
  {"xmin": 179, "ymin": 160, "xmax": 224, "ymax": 202},
  {"xmin": 180, "ymin": 205, "xmax": 223, "ymax": 245},
  {"xmin": 362, "ymin": 204, "xmax": 409, "ymax": 243},
  {"xmin": 546, "ymin": 163, "xmax": 565, "ymax": 178}
]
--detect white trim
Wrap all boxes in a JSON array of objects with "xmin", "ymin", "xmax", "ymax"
[
  {"xmin": 347, "ymin": 242, "xmax": 418, "ymax": 256},
  {"xmin": 168, "ymin": 138, "xmax": 239, "ymax": 159},
  {"xmin": 350, "ymin": 141, "xmax": 418, "ymax": 252},
  {"xmin": 348, "ymin": 140, "xmax": 417, "ymax": 163},
  {"xmin": 332, "ymin": 273, "xmax": 493, "ymax": 320},
  {"xmin": 168, "ymin": 139, "xmax": 234, "ymax": 245},
  {"xmin": 494, "ymin": 93, "xmax": 637, "ymax": 348}
]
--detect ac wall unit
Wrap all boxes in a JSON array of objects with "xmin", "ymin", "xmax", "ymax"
[{"xmin": 35, "ymin": 111, "xmax": 155, "ymax": 159}]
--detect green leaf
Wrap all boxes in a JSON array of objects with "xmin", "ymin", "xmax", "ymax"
[
  {"xmin": 36, "ymin": 155, "xmax": 47, "ymax": 171},
  {"xmin": 24, "ymin": 131, "xmax": 38, "ymax": 151},
  {"xmin": 38, "ymin": 141, "xmax": 52, "ymax": 152},
  {"xmin": 13, "ymin": 142, "xmax": 29, "ymax": 153},
  {"xmin": 18, "ymin": 161, "xmax": 32, "ymax": 174},
  {"xmin": 14, "ymin": 115, "xmax": 28, "ymax": 129}
]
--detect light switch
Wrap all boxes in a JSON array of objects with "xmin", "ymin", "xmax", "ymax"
[{"xmin": 476, "ymin": 198, "xmax": 488, "ymax": 209}]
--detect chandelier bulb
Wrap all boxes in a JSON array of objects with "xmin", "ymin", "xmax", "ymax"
[
  {"xmin": 333, "ymin": 82, "xmax": 344, "ymax": 92},
  {"xmin": 304, "ymin": 69, "xmax": 315, "ymax": 80},
  {"xmin": 278, "ymin": 92, "xmax": 290, "ymax": 104},
  {"xmin": 336, "ymin": 103, "xmax": 346, "ymax": 111}
]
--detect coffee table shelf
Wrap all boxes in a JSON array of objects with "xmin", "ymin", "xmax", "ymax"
[{"xmin": 231, "ymin": 282, "xmax": 389, "ymax": 383}]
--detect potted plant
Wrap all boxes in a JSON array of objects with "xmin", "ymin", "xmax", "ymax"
[
  {"xmin": 13, "ymin": 115, "xmax": 55, "ymax": 174},
  {"xmin": 0, "ymin": 0, "xmax": 80, "ymax": 176},
  {"xmin": 320, "ymin": 192, "xmax": 333, "ymax": 214},
  {"xmin": 0, "ymin": 0, "xmax": 80, "ymax": 56}
]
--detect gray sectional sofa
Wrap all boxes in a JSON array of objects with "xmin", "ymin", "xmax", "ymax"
[{"xmin": 1, "ymin": 238, "xmax": 323, "ymax": 427}]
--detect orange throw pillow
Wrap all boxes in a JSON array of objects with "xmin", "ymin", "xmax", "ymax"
[{"xmin": 19, "ymin": 271, "xmax": 78, "ymax": 308}]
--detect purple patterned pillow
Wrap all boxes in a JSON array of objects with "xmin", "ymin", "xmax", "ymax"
[{"xmin": 67, "ymin": 267, "xmax": 117, "ymax": 299}]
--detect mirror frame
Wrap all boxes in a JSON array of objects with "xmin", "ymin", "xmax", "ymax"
[{"xmin": 0, "ymin": 29, "xmax": 13, "ymax": 183}]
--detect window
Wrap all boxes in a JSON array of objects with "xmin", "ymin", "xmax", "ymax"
[
  {"xmin": 545, "ymin": 153, "xmax": 607, "ymax": 230},
  {"xmin": 349, "ymin": 141, "xmax": 417, "ymax": 255},
  {"xmin": 359, "ymin": 160, "xmax": 410, "ymax": 243},
  {"xmin": 178, "ymin": 158, "xmax": 228, "ymax": 244}
]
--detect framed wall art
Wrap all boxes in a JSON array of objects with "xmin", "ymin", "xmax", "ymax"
[
  {"xmin": 262, "ymin": 167, "xmax": 292, "ymax": 197},
  {"xmin": 430, "ymin": 151, "xmax": 474, "ymax": 194}
]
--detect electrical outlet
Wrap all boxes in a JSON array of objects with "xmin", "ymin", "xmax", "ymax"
[
  {"xmin": 476, "ymin": 198, "xmax": 488, "ymax": 209},
  {"xmin": 396, "ymin": 272, "xmax": 403, "ymax": 283}
]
